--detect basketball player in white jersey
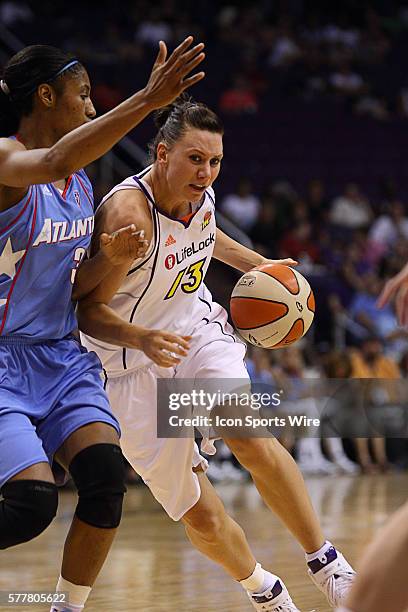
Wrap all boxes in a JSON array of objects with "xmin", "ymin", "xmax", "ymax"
[
  {"xmin": 335, "ymin": 265, "xmax": 408, "ymax": 612},
  {"xmin": 78, "ymin": 96, "xmax": 355, "ymax": 611}
]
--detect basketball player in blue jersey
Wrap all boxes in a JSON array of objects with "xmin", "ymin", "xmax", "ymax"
[
  {"xmin": 79, "ymin": 96, "xmax": 355, "ymax": 611},
  {"xmin": 0, "ymin": 41, "xmax": 205, "ymax": 612},
  {"xmin": 335, "ymin": 267, "xmax": 408, "ymax": 612}
]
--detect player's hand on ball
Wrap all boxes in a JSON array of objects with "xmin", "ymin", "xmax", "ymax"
[
  {"xmin": 144, "ymin": 36, "xmax": 205, "ymax": 108},
  {"xmin": 139, "ymin": 329, "xmax": 191, "ymax": 367},
  {"xmin": 378, "ymin": 262, "xmax": 408, "ymax": 326},
  {"xmin": 255, "ymin": 257, "xmax": 298, "ymax": 269},
  {"xmin": 100, "ymin": 225, "xmax": 149, "ymax": 265}
]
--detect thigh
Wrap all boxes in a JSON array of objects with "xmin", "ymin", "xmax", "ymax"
[
  {"xmin": 107, "ymin": 370, "xmax": 206, "ymax": 521},
  {"xmin": 0, "ymin": 412, "xmax": 52, "ymax": 487},
  {"xmin": 37, "ymin": 348, "xmax": 121, "ymax": 462}
]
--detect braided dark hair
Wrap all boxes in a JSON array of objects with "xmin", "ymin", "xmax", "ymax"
[
  {"xmin": 148, "ymin": 94, "xmax": 224, "ymax": 162},
  {"xmin": 0, "ymin": 45, "xmax": 83, "ymax": 136}
]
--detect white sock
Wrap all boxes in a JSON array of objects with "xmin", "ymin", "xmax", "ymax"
[
  {"xmin": 240, "ymin": 563, "xmax": 279, "ymax": 594},
  {"xmin": 335, "ymin": 608, "xmax": 354, "ymax": 612},
  {"xmin": 305, "ymin": 539, "xmax": 332, "ymax": 560},
  {"xmin": 52, "ymin": 576, "xmax": 92, "ymax": 611}
]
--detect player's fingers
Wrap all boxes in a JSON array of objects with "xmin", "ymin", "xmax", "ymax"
[
  {"xmin": 180, "ymin": 72, "xmax": 206, "ymax": 91},
  {"xmin": 152, "ymin": 40, "xmax": 167, "ymax": 68},
  {"xmin": 403, "ymin": 292, "xmax": 408, "ymax": 327},
  {"xmin": 155, "ymin": 351, "xmax": 180, "ymax": 367},
  {"xmin": 99, "ymin": 232, "xmax": 111, "ymax": 245},
  {"xmin": 178, "ymin": 42, "xmax": 205, "ymax": 66},
  {"xmin": 164, "ymin": 36, "xmax": 194, "ymax": 69},
  {"xmin": 377, "ymin": 281, "xmax": 395, "ymax": 308},
  {"xmin": 162, "ymin": 333, "xmax": 191, "ymax": 350},
  {"xmin": 396, "ymin": 291, "xmax": 404, "ymax": 326},
  {"xmin": 114, "ymin": 224, "xmax": 137, "ymax": 237},
  {"xmin": 279, "ymin": 258, "xmax": 298, "ymax": 266},
  {"xmin": 178, "ymin": 52, "xmax": 206, "ymax": 79},
  {"xmin": 158, "ymin": 340, "xmax": 188, "ymax": 356},
  {"xmin": 131, "ymin": 229, "xmax": 145, "ymax": 239}
]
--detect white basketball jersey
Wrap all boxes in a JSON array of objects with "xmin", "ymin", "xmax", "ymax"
[{"xmin": 82, "ymin": 168, "xmax": 234, "ymax": 376}]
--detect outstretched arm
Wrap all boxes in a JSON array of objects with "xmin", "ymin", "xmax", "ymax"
[
  {"xmin": 0, "ymin": 37, "xmax": 205, "ymax": 196},
  {"xmin": 214, "ymin": 227, "xmax": 297, "ymax": 272}
]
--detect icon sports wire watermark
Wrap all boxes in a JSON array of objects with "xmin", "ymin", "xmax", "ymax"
[{"xmin": 157, "ymin": 378, "xmax": 408, "ymax": 439}]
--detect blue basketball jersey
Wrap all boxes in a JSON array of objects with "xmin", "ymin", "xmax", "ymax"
[{"xmin": 0, "ymin": 170, "xmax": 94, "ymax": 339}]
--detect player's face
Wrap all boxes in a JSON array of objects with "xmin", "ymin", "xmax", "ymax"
[
  {"xmin": 54, "ymin": 69, "xmax": 96, "ymax": 138},
  {"xmin": 164, "ymin": 128, "xmax": 223, "ymax": 203}
]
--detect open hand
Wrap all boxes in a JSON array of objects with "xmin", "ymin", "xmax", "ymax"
[
  {"xmin": 138, "ymin": 329, "xmax": 191, "ymax": 368},
  {"xmin": 100, "ymin": 225, "xmax": 148, "ymax": 265},
  {"xmin": 144, "ymin": 36, "xmax": 205, "ymax": 109}
]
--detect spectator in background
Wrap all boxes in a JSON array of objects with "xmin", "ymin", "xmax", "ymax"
[
  {"xmin": 279, "ymin": 220, "xmax": 321, "ymax": 264},
  {"xmin": 369, "ymin": 200, "xmax": 408, "ymax": 258},
  {"xmin": 305, "ymin": 178, "xmax": 330, "ymax": 227},
  {"xmin": 268, "ymin": 18, "xmax": 302, "ymax": 68},
  {"xmin": 220, "ymin": 177, "xmax": 261, "ymax": 231},
  {"xmin": 135, "ymin": 7, "xmax": 173, "ymax": 45},
  {"xmin": 348, "ymin": 272, "xmax": 408, "ymax": 358},
  {"xmin": 350, "ymin": 337, "xmax": 400, "ymax": 472},
  {"xmin": 271, "ymin": 346, "xmax": 338, "ymax": 475},
  {"xmin": 321, "ymin": 351, "xmax": 361, "ymax": 474},
  {"xmin": 329, "ymin": 61, "xmax": 365, "ymax": 96},
  {"xmin": 249, "ymin": 196, "xmax": 282, "ymax": 255},
  {"xmin": 219, "ymin": 74, "xmax": 258, "ymax": 114},
  {"xmin": 245, "ymin": 347, "xmax": 274, "ymax": 385},
  {"xmin": 330, "ymin": 183, "xmax": 373, "ymax": 230}
]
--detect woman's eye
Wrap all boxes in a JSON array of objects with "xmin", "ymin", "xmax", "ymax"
[
  {"xmin": 190, "ymin": 155, "xmax": 201, "ymax": 162},
  {"xmin": 211, "ymin": 159, "xmax": 220, "ymax": 166}
]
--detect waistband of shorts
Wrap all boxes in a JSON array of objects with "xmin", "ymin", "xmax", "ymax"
[{"xmin": 0, "ymin": 333, "xmax": 78, "ymax": 346}]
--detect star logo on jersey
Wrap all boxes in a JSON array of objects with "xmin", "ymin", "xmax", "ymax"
[
  {"xmin": 0, "ymin": 238, "xmax": 25, "ymax": 280},
  {"xmin": 201, "ymin": 210, "xmax": 212, "ymax": 231},
  {"xmin": 165, "ymin": 234, "xmax": 176, "ymax": 247}
]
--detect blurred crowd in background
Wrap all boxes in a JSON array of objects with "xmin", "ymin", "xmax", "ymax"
[{"xmin": 2, "ymin": 0, "xmax": 408, "ymax": 481}]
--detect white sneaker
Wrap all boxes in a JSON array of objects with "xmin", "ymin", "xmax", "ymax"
[
  {"xmin": 307, "ymin": 544, "xmax": 355, "ymax": 606},
  {"xmin": 248, "ymin": 578, "xmax": 301, "ymax": 611},
  {"xmin": 333, "ymin": 456, "xmax": 360, "ymax": 474}
]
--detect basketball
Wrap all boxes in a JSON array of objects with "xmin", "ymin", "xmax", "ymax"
[{"xmin": 230, "ymin": 263, "xmax": 315, "ymax": 349}]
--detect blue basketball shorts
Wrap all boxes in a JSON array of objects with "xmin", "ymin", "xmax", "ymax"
[{"xmin": 0, "ymin": 335, "xmax": 120, "ymax": 487}]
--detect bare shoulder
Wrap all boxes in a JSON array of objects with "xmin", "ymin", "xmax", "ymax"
[
  {"xmin": 0, "ymin": 137, "xmax": 26, "ymax": 154},
  {"xmin": 0, "ymin": 138, "xmax": 29, "ymax": 210},
  {"xmin": 92, "ymin": 187, "xmax": 154, "ymax": 254}
]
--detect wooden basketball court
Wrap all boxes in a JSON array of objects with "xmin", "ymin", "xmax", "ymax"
[{"xmin": 2, "ymin": 472, "xmax": 407, "ymax": 611}]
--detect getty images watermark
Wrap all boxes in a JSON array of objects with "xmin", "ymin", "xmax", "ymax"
[
  {"xmin": 157, "ymin": 378, "xmax": 408, "ymax": 439},
  {"xmin": 167, "ymin": 389, "xmax": 319, "ymax": 431}
]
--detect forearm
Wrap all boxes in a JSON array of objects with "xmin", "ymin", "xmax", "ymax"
[
  {"xmin": 72, "ymin": 251, "xmax": 117, "ymax": 301},
  {"xmin": 47, "ymin": 90, "xmax": 154, "ymax": 178},
  {"xmin": 213, "ymin": 229, "xmax": 264, "ymax": 272},
  {"xmin": 77, "ymin": 301, "xmax": 143, "ymax": 349}
]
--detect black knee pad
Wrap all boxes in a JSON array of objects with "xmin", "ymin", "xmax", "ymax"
[
  {"xmin": 0, "ymin": 480, "xmax": 58, "ymax": 549},
  {"xmin": 69, "ymin": 444, "xmax": 126, "ymax": 529}
]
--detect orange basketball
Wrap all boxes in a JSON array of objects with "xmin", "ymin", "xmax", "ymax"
[{"xmin": 230, "ymin": 263, "xmax": 315, "ymax": 349}]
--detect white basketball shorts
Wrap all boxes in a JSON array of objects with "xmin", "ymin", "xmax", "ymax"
[{"xmin": 105, "ymin": 322, "xmax": 248, "ymax": 520}]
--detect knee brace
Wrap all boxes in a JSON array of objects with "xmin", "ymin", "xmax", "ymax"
[
  {"xmin": 69, "ymin": 444, "xmax": 126, "ymax": 529},
  {"xmin": 0, "ymin": 480, "xmax": 58, "ymax": 549}
]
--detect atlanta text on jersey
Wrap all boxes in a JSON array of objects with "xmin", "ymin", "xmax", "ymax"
[{"xmin": 32, "ymin": 216, "xmax": 94, "ymax": 247}]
